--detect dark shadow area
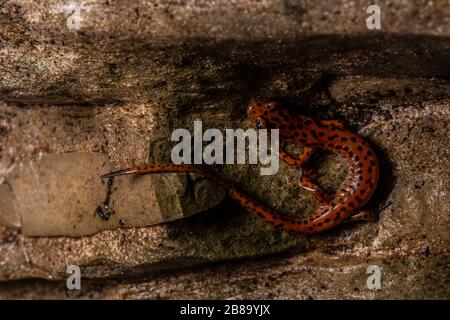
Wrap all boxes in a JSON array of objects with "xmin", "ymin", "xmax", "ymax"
[
  {"xmin": 1, "ymin": 33, "xmax": 449, "ymax": 109},
  {"xmin": 366, "ymin": 140, "xmax": 396, "ymax": 211}
]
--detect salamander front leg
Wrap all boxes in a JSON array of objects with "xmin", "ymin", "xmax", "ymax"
[
  {"xmin": 279, "ymin": 144, "xmax": 312, "ymax": 169},
  {"xmin": 320, "ymin": 120, "xmax": 345, "ymax": 128},
  {"xmin": 279, "ymin": 151, "xmax": 302, "ymax": 168}
]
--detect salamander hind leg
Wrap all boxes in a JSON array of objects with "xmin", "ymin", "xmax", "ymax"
[
  {"xmin": 342, "ymin": 210, "xmax": 375, "ymax": 223},
  {"xmin": 298, "ymin": 169, "xmax": 330, "ymax": 205},
  {"xmin": 280, "ymin": 145, "xmax": 329, "ymax": 204}
]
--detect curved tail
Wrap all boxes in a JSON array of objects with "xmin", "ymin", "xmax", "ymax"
[{"xmin": 101, "ymin": 164, "xmax": 346, "ymax": 233}]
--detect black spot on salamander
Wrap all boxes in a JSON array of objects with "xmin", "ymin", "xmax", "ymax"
[
  {"xmin": 340, "ymin": 137, "xmax": 348, "ymax": 142},
  {"xmin": 357, "ymin": 146, "xmax": 363, "ymax": 152},
  {"xmin": 311, "ymin": 130, "xmax": 318, "ymax": 138},
  {"xmin": 278, "ymin": 111, "xmax": 289, "ymax": 122},
  {"xmin": 351, "ymin": 137, "xmax": 357, "ymax": 142},
  {"xmin": 302, "ymin": 132, "xmax": 308, "ymax": 138},
  {"xmin": 304, "ymin": 120, "xmax": 313, "ymax": 125},
  {"xmin": 328, "ymin": 134, "xmax": 338, "ymax": 141},
  {"xmin": 334, "ymin": 212, "xmax": 341, "ymax": 221}
]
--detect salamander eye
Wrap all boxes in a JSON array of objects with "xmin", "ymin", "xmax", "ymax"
[{"xmin": 255, "ymin": 118, "xmax": 266, "ymax": 129}]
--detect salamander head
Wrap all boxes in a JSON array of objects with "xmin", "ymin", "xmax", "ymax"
[
  {"xmin": 247, "ymin": 98, "xmax": 321, "ymax": 144},
  {"xmin": 247, "ymin": 98, "xmax": 282, "ymax": 129}
]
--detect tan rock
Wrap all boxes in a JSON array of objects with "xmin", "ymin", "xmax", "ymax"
[{"xmin": 0, "ymin": 152, "xmax": 225, "ymax": 237}]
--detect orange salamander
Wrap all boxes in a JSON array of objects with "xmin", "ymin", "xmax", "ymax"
[{"xmin": 101, "ymin": 99, "xmax": 379, "ymax": 233}]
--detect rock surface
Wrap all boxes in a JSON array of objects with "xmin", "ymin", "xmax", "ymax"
[
  {"xmin": 0, "ymin": 151, "xmax": 225, "ymax": 236},
  {"xmin": 0, "ymin": 0, "xmax": 449, "ymax": 298}
]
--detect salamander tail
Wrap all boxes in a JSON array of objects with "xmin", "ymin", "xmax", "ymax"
[{"xmin": 100, "ymin": 167, "xmax": 143, "ymax": 178}]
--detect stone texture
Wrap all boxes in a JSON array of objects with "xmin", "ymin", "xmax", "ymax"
[
  {"xmin": 0, "ymin": 151, "xmax": 225, "ymax": 236},
  {"xmin": 0, "ymin": 0, "xmax": 449, "ymax": 299}
]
